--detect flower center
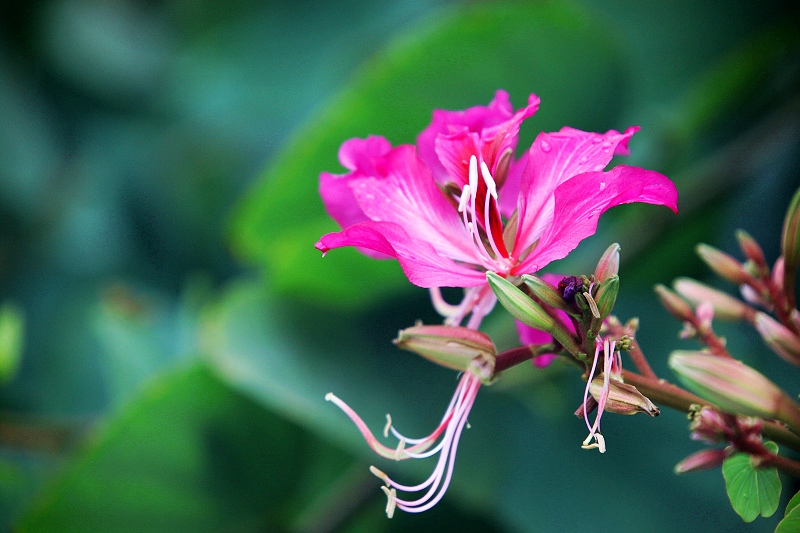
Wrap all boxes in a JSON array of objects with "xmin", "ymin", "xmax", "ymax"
[{"xmin": 457, "ymin": 155, "xmax": 512, "ymax": 270}]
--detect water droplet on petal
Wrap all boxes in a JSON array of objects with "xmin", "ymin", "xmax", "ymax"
[
  {"xmin": 592, "ymin": 136, "xmax": 603, "ymax": 144},
  {"xmin": 541, "ymin": 140, "xmax": 551, "ymax": 153},
  {"xmin": 579, "ymin": 156, "xmax": 588, "ymax": 164}
]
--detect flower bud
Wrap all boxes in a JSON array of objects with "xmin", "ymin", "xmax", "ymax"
[
  {"xmin": 593, "ymin": 276, "xmax": 619, "ymax": 320},
  {"xmin": 594, "ymin": 243, "xmax": 620, "ymax": 282},
  {"xmin": 696, "ymin": 244, "xmax": 751, "ymax": 285},
  {"xmin": 654, "ymin": 284, "xmax": 695, "ymax": 322},
  {"xmin": 672, "ymin": 277, "xmax": 753, "ymax": 321},
  {"xmin": 589, "ymin": 377, "xmax": 659, "ymax": 417},
  {"xmin": 782, "ymin": 187, "xmax": 800, "ymax": 274},
  {"xmin": 668, "ymin": 351, "xmax": 800, "ymax": 428},
  {"xmin": 674, "ymin": 449, "xmax": 727, "ymax": 474},
  {"xmin": 394, "ymin": 324, "xmax": 496, "ymax": 376},
  {"xmin": 689, "ymin": 406, "xmax": 734, "ymax": 443},
  {"xmin": 487, "ymin": 272, "xmax": 557, "ymax": 332},
  {"xmin": 487, "ymin": 272, "xmax": 582, "ymax": 358},
  {"xmin": 521, "ymin": 274, "xmax": 574, "ymax": 314},
  {"xmin": 736, "ymin": 230, "xmax": 767, "ymax": 270},
  {"xmin": 754, "ymin": 312, "xmax": 800, "ymax": 366}
]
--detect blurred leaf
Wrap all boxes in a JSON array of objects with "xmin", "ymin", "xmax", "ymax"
[
  {"xmin": 0, "ymin": 303, "xmax": 24, "ymax": 384},
  {"xmin": 15, "ymin": 362, "xmax": 358, "ymax": 532},
  {"xmin": 776, "ymin": 491, "xmax": 800, "ymax": 533},
  {"xmin": 230, "ymin": 0, "xmax": 627, "ymax": 308},
  {"xmin": 722, "ymin": 441, "xmax": 781, "ymax": 522}
]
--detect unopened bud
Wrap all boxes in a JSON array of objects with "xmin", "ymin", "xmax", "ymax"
[
  {"xmin": 589, "ymin": 378, "xmax": 660, "ymax": 417},
  {"xmin": 488, "ymin": 272, "xmax": 582, "ymax": 358},
  {"xmin": 394, "ymin": 324, "xmax": 496, "ymax": 376},
  {"xmin": 594, "ymin": 243, "xmax": 620, "ymax": 281},
  {"xmin": 668, "ymin": 351, "xmax": 800, "ymax": 428},
  {"xmin": 689, "ymin": 406, "xmax": 734, "ymax": 443},
  {"xmin": 736, "ymin": 230, "xmax": 767, "ymax": 270},
  {"xmin": 754, "ymin": 312, "xmax": 800, "ymax": 366},
  {"xmin": 674, "ymin": 449, "xmax": 727, "ymax": 474},
  {"xmin": 521, "ymin": 274, "xmax": 574, "ymax": 314},
  {"xmin": 594, "ymin": 276, "xmax": 619, "ymax": 320},
  {"xmin": 487, "ymin": 272, "xmax": 558, "ymax": 332},
  {"xmin": 696, "ymin": 244, "xmax": 751, "ymax": 285},
  {"xmin": 655, "ymin": 284, "xmax": 695, "ymax": 322},
  {"xmin": 782, "ymin": 187, "xmax": 800, "ymax": 273},
  {"xmin": 673, "ymin": 277, "xmax": 753, "ymax": 321}
]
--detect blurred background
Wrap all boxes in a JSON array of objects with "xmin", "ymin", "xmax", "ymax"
[{"xmin": 1, "ymin": 0, "xmax": 799, "ymax": 531}]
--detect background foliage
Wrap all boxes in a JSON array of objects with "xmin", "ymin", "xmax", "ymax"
[{"xmin": 1, "ymin": 0, "xmax": 799, "ymax": 531}]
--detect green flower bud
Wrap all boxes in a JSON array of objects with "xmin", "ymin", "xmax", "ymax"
[
  {"xmin": 654, "ymin": 284, "xmax": 695, "ymax": 322},
  {"xmin": 668, "ymin": 351, "xmax": 800, "ymax": 429},
  {"xmin": 594, "ymin": 276, "xmax": 619, "ymax": 320},
  {"xmin": 394, "ymin": 324, "xmax": 496, "ymax": 377},
  {"xmin": 521, "ymin": 274, "xmax": 574, "ymax": 314}
]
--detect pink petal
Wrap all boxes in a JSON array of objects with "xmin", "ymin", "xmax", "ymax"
[
  {"xmin": 433, "ymin": 94, "xmax": 540, "ymax": 188},
  {"xmin": 319, "ymin": 136, "xmax": 393, "ymax": 230},
  {"xmin": 513, "ymin": 127, "xmax": 639, "ymax": 257},
  {"xmin": 417, "ymin": 90, "xmax": 514, "ymax": 184},
  {"xmin": 349, "ymin": 145, "xmax": 479, "ymax": 264},
  {"xmin": 514, "ymin": 165, "xmax": 678, "ymax": 274},
  {"xmin": 315, "ymin": 221, "xmax": 486, "ymax": 288}
]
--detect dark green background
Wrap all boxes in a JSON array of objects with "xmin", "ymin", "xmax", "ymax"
[{"xmin": 1, "ymin": 0, "xmax": 798, "ymax": 531}]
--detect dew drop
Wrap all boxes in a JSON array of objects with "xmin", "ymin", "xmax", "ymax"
[
  {"xmin": 541, "ymin": 140, "xmax": 552, "ymax": 153},
  {"xmin": 579, "ymin": 156, "xmax": 588, "ymax": 164},
  {"xmin": 592, "ymin": 136, "xmax": 603, "ymax": 144}
]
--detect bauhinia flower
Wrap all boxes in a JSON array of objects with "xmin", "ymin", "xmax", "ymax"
[{"xmin": 316, "ymin": 90, "xmax": 678, "ymax": 328}]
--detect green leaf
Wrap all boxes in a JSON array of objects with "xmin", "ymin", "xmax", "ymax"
[
  {"xmin": 0, "ymin": 302, "xmax": 24, "ymax": 384},
  {"xmin": 15, "ymin": 363, "xmax": 358, "ymax": 532},
  {"xmin": 777, "ymin": 492, "xmax": 800, "ymax": 533},
  {"xmin": 230, "ymin": 0, "xmax": 625, "ymax": 308},
  {"xmin": 722, "ymin": 441, "xmax": 782, "ymax": 522}
]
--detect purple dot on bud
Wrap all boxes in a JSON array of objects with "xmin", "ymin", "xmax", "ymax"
[{"xmin": 558, "ymin": 276, "xmax": 583, "ymax": 304}]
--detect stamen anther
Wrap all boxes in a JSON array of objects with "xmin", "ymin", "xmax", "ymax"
[
  {"xmin": 468, "ymin": 155, "xmax": 478, "ymax": 193},
  {"xmin": 381, "ymin": 486, "xmax": 397, "ymax": 519},
  {"xmin": 384, "ymin": 414, "xmax": 393, "ymax": 438},
  {"xmin": 370, "ymin": 465, "xmax": 390, "ymax": 484},
  {"xmin": 458, "ymin": 185, "xmax": 471, "ymax": 213},
  {"xmin": 480, "ymin": 161, "xmax": 497, "ymax": 199}
]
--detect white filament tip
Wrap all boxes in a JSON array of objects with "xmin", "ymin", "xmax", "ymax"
[
  {"xmin": 370, "ymin": 465, "xmax": 389, "ymax": 484},
  {"xmin": 458, "ymin": 185, "xmax": 471, "ymax": 212},
  {"xmin": 468, "ymin": 155, "xmax": 478, "ymax": 192},
  {"xmin": 383, "ymin": 414, "xmax": 392, "ymax": 438},
  {"xmin": 480, "ymin": 161, "xmax": 497, "ymax": 199},
  {"xmin": 381, "ymin": 486, "xmax": 397, "ymax": 519}
]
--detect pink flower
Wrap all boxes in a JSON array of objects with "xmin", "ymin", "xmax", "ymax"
[{"xmin": 317, "ymin": 91, "xmax": 678, "ymax": 328}]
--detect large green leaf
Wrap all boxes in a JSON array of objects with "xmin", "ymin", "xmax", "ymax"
[
  {"xmin": 722, "ymin": 441, "xmax": 782, "ymax": 523},
  {"xmin": 15, "ymin": 363, "xmax": 358, "ymax": 532},
  {"xmin": 230, "ymin": 0, "xmax": 626, "ymax": 308},
  {"xmin": 776, "ymin": 491, "xmax": 800, "ymax": 533}
]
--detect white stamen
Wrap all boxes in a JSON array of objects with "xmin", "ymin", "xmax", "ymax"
[
  {"xmin": 468, "ymin": 155, "xmax": 478, "ymax": 193},
  {"xmin": 370, "ymin": 465, "xmax": 390, "ymax": 484},
  {"xmin": 480, "ymin": 161, "xmax": 497, "ymax": 199},
  {"xmin": 381, "ymin": 486, "xmax": 397, "ymax": 518},
  {"xmin": 457, "ymin": 185, "xmax": 471, "ymax": 213}
]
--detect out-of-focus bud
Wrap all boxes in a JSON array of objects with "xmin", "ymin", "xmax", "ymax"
[
  {"xmin": 668, "ymin": 351, "xmax": 800, "ymax": 430},
  {"xmin": 736, "ymin": 230, "xmax": 767, "ymax": 270},
  {"xmin": 0, "ymin": 303, "xmax": 24, "ymax": 384},
  {"xmin": 673, "ymin": 277, "xmax": 754, "ymax": 321},
  {"xmin": 594, "ymin": 243, "xmax": 620, "ymax": 282},
  {"xmin": 689, "ymin": 406, "xmax": 734, "ymax": 443},
  {"xmin": 754, "ymin": 312, "xmax": 800, "ymax": 366},
  {"xmin": 594, "ymin": 276, "xmax": 619, "ymax": 320},
  {"xmin": 655, "ymin": 284, "xmax": 695, "ymax": 322},
  {"xmin": 394, "ymin": 324, "xmax": 496, "ymax": 378},
  {"xmin": 740, "ymin": 284, "xmax": 771, "ymax": 310},
  {"xmin": 488, "ymin": 272, "xmax": 582, "ymax": 358},
  {"xmin": 772, "ymin": 256, "xmax": 784, "ymax": 291},
  {"xmin": 696, "ymin": 244, "xmax": 751, "ymax": 286},
  {"xmin": 674, "ymin": 449, "xmax": 727, "ymax": 474},
  {"xmin": 521, "ymin": 275, "xmax": 573, "ymax": 314},
  {"xmin": 782, "ymin": 187, "xmax": 800, "ymax": 275},
  {"xmin": 588, "ymin": 377, "xmax": 659, "ymax": 417}
]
